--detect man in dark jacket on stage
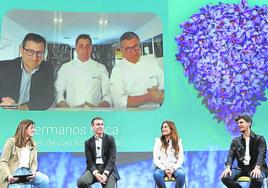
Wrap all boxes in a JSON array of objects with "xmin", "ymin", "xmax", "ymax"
[
  {"xmin": 221, "ymin": 114, "xmax": 267, "ymax": 188},
  {"xmin": 77, "ymin": 117, "xmax": 120, "ymax": 188}
]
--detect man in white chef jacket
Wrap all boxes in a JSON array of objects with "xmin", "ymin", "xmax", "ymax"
[{"xmin": 55, "ymin": 34, "xmax": 111, "ymax": 108}]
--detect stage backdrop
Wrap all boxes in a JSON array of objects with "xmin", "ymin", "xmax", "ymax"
[{"xmin": 0, "ymin": 0, "xmax": 267, "ymax": 187}]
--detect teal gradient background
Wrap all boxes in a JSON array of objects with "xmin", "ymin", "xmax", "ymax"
[{"xmin": 0, "ymin": 0, "xmax": 267, "ymax": 152}]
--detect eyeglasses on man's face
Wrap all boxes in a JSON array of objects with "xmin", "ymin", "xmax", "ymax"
[
  {"xmin": 23, "ymin": 47, "xmax": 45, "ymax": 58},
  {"xmin": 124, "ymin": 44, "xmax": 141, "ymax": 53}
]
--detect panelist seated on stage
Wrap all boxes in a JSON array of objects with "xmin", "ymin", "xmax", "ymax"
[
  {"xmin": 110, "ymin": 31, "xmax": 164, "ymax": 109},
  {"xmin": 55, "ymin": 34, "xmax": 112, "ymax": 109},
  {"xmin": 221, "ymin": 114, "xmax": 268, "ymax": 188},
  {"xmin": 153, "ymin": 120, "xmax": 186, "ymax": 188},
  {"xmin": 0, "ymin": 119, "xmax": 49, "ymax": 188},
  {"xmin": 77, "ymin": 117, "xmax": 120, "ymax": 188},
  {"xmin": 0, "ymin": 33, "xmax": 54, "ymax": 110}
]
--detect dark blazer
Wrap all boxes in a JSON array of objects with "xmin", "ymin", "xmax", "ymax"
[
  {"xmin": 225, "ymin": 131, "xmax": 267, "ymax": 171},
  {"xmin": 0, "ymin": 57, "xmax": 54, "ymax": 110},
  {"xmin": 84, "ymin": 133, "xmax": 120, "ymax": 180}
]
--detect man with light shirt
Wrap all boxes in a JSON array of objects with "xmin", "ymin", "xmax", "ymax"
[
  {"xmin": 55, "ymin": 34, "xmax": 111, "ymax": 108},
  {"xmin": 77, "ymin": 117, "xmax": 120, "ymax": 188},
  {"xmin": 221, "ymin": 114, "xmax": 267, "ymax": 188},
  {"xmin": 0, "ymin": 33, "xmax": 54, "ymax": 110},
  {"xmin": 110, "ymin": 31, "xmax": 164, "ymax": 108}
]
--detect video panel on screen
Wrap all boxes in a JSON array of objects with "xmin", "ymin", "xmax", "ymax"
[{"xmin": 0, "ymin": 10, "xmax": 164, "ymax": 111}]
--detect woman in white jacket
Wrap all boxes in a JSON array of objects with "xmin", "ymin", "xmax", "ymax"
[{"xmin": 153, "ymin": 120, "xmax": 185, "ymax": 188}]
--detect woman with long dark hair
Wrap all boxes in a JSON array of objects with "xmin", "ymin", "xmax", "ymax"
[
  {"xmin": 0, "ymin": 119, "xmax": 49, "ymax": 188},
  {"xmin": 153, "ymin": 120, "xmax": 185, "ymax": 188}
]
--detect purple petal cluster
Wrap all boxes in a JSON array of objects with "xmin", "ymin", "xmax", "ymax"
[{"xmin": 175, "ymin": 0, "xmax": 268, "ymax": 135}]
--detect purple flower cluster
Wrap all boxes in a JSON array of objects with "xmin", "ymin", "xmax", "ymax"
[{"xmin": 176, "ymin": 0, "xmax": 268, "ymax": 135}]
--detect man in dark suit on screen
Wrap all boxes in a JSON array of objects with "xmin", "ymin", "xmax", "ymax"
[
  {"xmin": 77, "ymin": 117, "xmax": 120, "ymax": 188},
  {"xmin": 0, "ymin": 33, "xmax": 54, "ymax": 110},
  {"xmin": 221, "ymin": 114, "xmax": 267, "ymax": 188}
]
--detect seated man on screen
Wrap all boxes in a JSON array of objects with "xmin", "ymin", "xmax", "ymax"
[
  {"xmin": 109, "ymin": 31, "xmax": 164, "ymax": 108},
  {"xmin": 77, "ymin": 117, "xmax": 120, "ymax": 188},
  {"xmin": 55, "ymin": 34, "xmax": 111, "ymax": 108},
  {"xmin": 221, "ymin": 114, "xmax": 267, "ymax": 188},
  {"xmin": 0, "ymin": 33, "xmax": 54, "ymax": 110}
]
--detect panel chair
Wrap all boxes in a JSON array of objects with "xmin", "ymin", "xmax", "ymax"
[
  {"xmin": 155, "ymin": 176, "xmax": 187, "ymax": 188},
  {"xmin": 237, "ymin": 176, "xmax": 267, "ymax": 188}
]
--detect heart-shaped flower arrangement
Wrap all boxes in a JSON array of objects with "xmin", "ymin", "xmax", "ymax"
[{"xmin": 176, "ymin": 0, "xmax": 268, "ymax": 135}]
